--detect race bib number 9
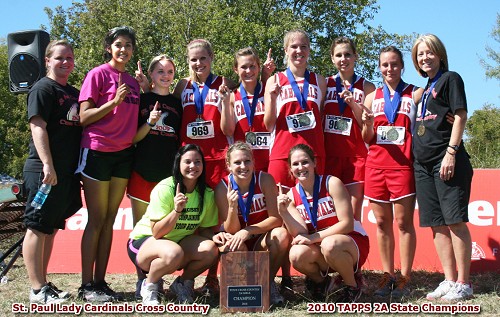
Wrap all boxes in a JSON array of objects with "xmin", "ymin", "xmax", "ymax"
[
  {"xmin": 245, "ymin": 132, "xmax": 271, "ymax": 149},
  {"xmin": 376, "ymin": 126, "xmax": 405, "ymax": 145},
  {"xmin": 286, "ymin": 111, "xmax": 316, "ymax": 133},
  {"xmin": 324, "ymin": 115, "xmax": 352, "ymax": 136},
  {"xmin": 187, "ymin": 120, "xmax": 215, "ymax": 139}
]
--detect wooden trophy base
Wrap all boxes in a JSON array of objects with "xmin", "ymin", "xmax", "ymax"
[{"xmin": 220, "ymin": 251, "xmax": 270, "ymax": 313}]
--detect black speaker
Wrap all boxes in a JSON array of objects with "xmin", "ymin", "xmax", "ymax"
[{"xmin": 7, "ymin": 30, "xmax": 50, "ymax": 94}]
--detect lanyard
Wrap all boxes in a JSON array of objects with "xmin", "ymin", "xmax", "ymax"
[
  {"xmin": 335, "ymin": 73, "xmax": 357, "ymax": 114},
  {"xmin": 383, "ymin": 80, "xmax": 405, "ymax": 124},
  {"xmin": 239, "ymin": 82, "xmax": 261, "ymax": 129},
  {"xmin": 298, "ymin": 175, "xmax": 320, "ymax": 230},
  {"xmin": 421, "ymin": 71, "xmax": 442, "ymax": 119},
  {"xmin": 191, "ymin": 73, "xmax": 213, "ymax": 116},
  {"xmin": 286, "ymin": 68, "xmax": 310, "ymax": 111},
  {"xmin": 229, "ymin": 173, "xmax": 255, "ymax": 225}
]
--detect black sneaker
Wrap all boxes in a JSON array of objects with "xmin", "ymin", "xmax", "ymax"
[
  {"xmin": 78, "ymin": 282, "xmax": 113, "ymax": 302},
  {"xmin": 94, "ymin": 280, "xmax": 124, "ymax": 301},
  {"xmin": 135, "ymin": 279, "xmax": 144, "ymax": 301},
  {"xmin": 280, "ymin": 276, "xmax": 294, "ymax": 292},
  {"xmin": 305, "ymin": 276, "xmax": 331, "ymax": 302},
  {"xmin": 336, "ymin": 284, "xmax": 362, "ymax": 303}
]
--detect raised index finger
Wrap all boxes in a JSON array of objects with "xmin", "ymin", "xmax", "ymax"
[
  {"xmin": 278, "ymin": 183, "xmax": 283, "ymax": 195},
  {"xmin": 266, "ymin": 48, "xmax": 272, "ymax": 61},
  {"xmin": 154, "ymin": 101, "xmax": 161, "ymax": 111},
  {"xmin": 227, "ymin": 179, "xmax": 232, "ymax": 192},
  {"xmin": 118, "ymin": 73, "xmax": 122, "ymax": 86},
  {"xmin": 137, "ymin": 60, "xmax": 143, "ymax": 74},
  {"xmin": 176, "ymin": 182, "xmax": 181, "ymax": 195}
]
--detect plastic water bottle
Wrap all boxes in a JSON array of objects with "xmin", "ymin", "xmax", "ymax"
[{"xmin": 31, "ymin": 184, "xmax": 51, "ymax": 209}]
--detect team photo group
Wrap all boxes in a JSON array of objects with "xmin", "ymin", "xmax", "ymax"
[{"xmin": 22, "ymin": 24, "xmax": 474, "ymax": 309}]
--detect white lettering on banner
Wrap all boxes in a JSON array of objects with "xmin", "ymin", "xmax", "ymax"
[
  {"xmin": 65, "ymin": 208, "xmax": 134, "ymax": 231},
  {"xmin": 468, "ymin": 200, "xmax": 499, "ymax": 226},
  {"xmin": 362, "ymin": 199, "xmax": 500, "ymax": 227}
]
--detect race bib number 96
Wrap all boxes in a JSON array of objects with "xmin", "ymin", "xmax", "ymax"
[{"xmin": 187, "ymin": 120, "xmax": 215, "ymax": 139}]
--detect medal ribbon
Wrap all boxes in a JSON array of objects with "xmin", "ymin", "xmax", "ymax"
[
  {"xmin": 286, "ymin": 67, "xmax": 310, "ymax": 111},
  {"xmin": 383, "ymin": 80, "xmax": 406, "ymax": 124},
  {"xmin": 335, "ymin": 73, "xmax": 357, "ymax": 114},
  {"xmin": 298, "ymin": 174, "xmax": 321, "ymax": 230},
  {"xmin": 421, "ymin": 71, "xmax": 442, "ymax": 120},
  {"xmin": 229, "ymin": 173, "xmax": 255, "ymax": 225},
  {"xmin": 239, "ymin": 82, "xmax": 261, "ymax": 129},
  {"xmin": 191, "ymin": 73, "xmax": 213, "ymax": 117}
]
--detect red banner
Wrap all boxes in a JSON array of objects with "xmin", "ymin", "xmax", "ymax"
[{"xmin": 48, "ymin": 169, "xmax": 499, "ymax": 273}]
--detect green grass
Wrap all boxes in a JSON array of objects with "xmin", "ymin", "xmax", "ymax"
[{"xmin": 0, "ymin": 249, "xmax": 498, "ymax": 317}]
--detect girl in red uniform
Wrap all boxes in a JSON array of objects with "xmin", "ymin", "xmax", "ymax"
[
  {"xmin": 361, "ymin": 46, "xmax": 423, "ymax": 298},
  {"xmin": 173, "ymin": 39, "xmax": 231, "ymax": 189},
  {"xmin": 323, "ymin": 37, "xmax": 375, "ymax": 221},
  {"xmin": 264, "ymin": 29, "xmax": 326, "ymax": 190},
  {"xmin": 278, "ymin": 144, "xmax": 369, "ymax": 303},
  {"xmin": 221, "ymin": 47, "xmax": 275, "ymax": 172},
  {"xmin": 214, "ymin": 141, "xmax": 289, "ymax": 305}
]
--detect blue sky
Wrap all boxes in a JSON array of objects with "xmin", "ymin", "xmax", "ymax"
[{"xmin": 1, "ymin": 0, "xmax": 498, "ymax": 114}]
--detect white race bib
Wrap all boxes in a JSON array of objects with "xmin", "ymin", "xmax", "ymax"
[
  {"xmin": 376, "ymin": 126, "xmax": 405, "ymax": 145},
  {"xmin": 187, "ymin": 120, "xmax": 215, "ymax": 139},
  {"xmin": 245, "ymin": 132, "xmax": 271, "ymax": 149},
  {"xmin": 286, "ymin": 111, "xmax": 316, "ymax": 133},
  {"xmin": 324, "ymin": 115, "xmax": 352, "ymax": 136}
]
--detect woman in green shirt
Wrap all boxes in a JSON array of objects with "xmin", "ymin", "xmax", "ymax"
[{"xmin": 127, "ymin": 144, "xmax": 219, "ymax": 304}]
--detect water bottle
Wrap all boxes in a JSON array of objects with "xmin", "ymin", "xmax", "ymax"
[{"xmin": 31, "ymin": 184, "xmax": 51, "ymax": 209}]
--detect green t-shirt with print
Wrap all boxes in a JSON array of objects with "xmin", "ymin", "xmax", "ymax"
[{"xmin": 129, "ymin": 177, "xmax": 218, "ymax": 243}]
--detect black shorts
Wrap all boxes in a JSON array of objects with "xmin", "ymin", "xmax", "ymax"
[
  {"xmin": 414, "ymin": 151, "xmax": 473, "ymax": 227},
  {"xmin": 23, "ymin": 171, "xmax": 82, "ymax": 234},
  {"xmin": 76, "ymin": 147, "xmax": 134, "ymax": 181},
  {"xmin": 127, "ymin": 236, "xmax": 151, "ymax": 273}
]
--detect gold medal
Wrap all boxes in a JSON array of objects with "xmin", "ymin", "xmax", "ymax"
[
  {"xmin": 298, "ymin": 113, "xmax": 311, "ymax": 126},
  {"xmin": 387, "ymin": 127, "xmax": 399, "ymax": 141},
  {"xmin": 417, "ymin": 123, "xmax": 425, "ymax": 136},
  {"xmin": 245, "ymin": 132, "xmax": 256, "ymax": 144}
]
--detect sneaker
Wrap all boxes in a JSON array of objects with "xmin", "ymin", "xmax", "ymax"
[
  {"xmin": 141, "ymin": 280, "xmax": 160, "ymax": 305},
  {"xmin": 47, "ymin": 282, "xmax": 70, "ymax": 299},
  {"xmin": 94, "ymin": 280, "xmax": 124, "ymax": 301},
  {"xmin": 78, "ymin": 282, "xmax": 113, "ymax": 303},
  {"xmin": 392, "ymin": 275, "xmax": 410, "ymax": 299},
  {"xmin": 199, "ymin": 275, "xmax": 219, "ymax": 296},
  {"xmin": 280, "ymin": 276, "xmax": 294, "ymax": 292},
  {"xmin": 354, "ymin": 271, "xmax": 367, "ymax": 293},
  {"xmin": 270, "ymin": 281, "xmax": 284, "ymax": 305},
  {"xmin": 306, "ymin": 276, "xmax": 331, "ymax": 302},
  {"xmin": 135, "ymin": 279, "xmax": 145, "ymax": 301},
  {"xmin": 374, "ymin": 272, "xmax": 395, "ymax": 297},
  {"xmin": 335, "ymin": 284, "xmax": 362, "ymax": 303},
  {"xmin": 426, "ymin": 280, "xmax": 456, "ymax": 300},
  {"xmin": 169, "ymin": 277, "xmax": 194, "ymax": 304},
  {"xmin": 440, "ymin": 282, "xmax": 473, "ymax": 302},
  {"xmin": 30, "ymin": 284, "xmax": 67, "ymax": 304}
]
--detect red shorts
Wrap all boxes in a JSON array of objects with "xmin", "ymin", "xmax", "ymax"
[
  {"xmin": 364, "ymin": 167, "xmax": 415, "ymax": 203},
  {"xmin": 324, "ymin": 156, "xmax": 366, "ymax": 186},
  {"xmin": 205, "ymin": 159, "xmax": 228, "ymax": 189},
  {"xmin": 127, "ymin": 170, "xmax": 158, "ymax": 203},
  {"xmin": 268, "ymin": 156, "xmax": 325, "ymax": 190},
  {"xmin": 348, "ymin": 232, "xmax": 370, "ymax": 272}
]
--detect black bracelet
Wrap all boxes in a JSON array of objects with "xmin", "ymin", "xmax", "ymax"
[
  {"xmin": 174, "ymin": 208, "xmax": 183, "ymax": 214},
  {"xmin": 146, "ymin": 119, "xmax": 155, "ymax": 127},
  {"xmin": 448, "ymin": 144, "xmax": 459, "ymax": 152},
  {"xmin": 446, "ymin": 149, "xmax": 456, "ymax": 156}
]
